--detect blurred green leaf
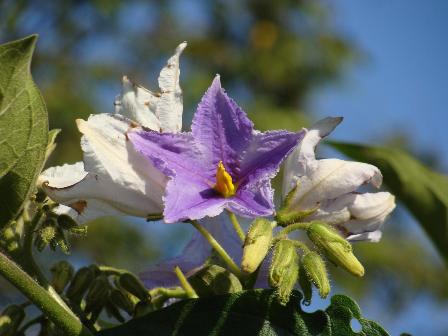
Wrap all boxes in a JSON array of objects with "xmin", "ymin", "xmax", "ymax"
[
  {"xmin": 98, "ymin": 290, "xmax": 387, "ymax": 336},
  {"xmin": 0, "ymin": 35, "xmax": 48, "ymax": 226},
  {"xmin": 328, "ymin": 142, "xmax": 448, "ymax": 263}
]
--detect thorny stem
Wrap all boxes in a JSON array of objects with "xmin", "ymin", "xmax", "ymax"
[
  {"xmin": 227, "ymin": 211, "xmax": 245, "ymax": 242},
  {"xmin": 0, "ymin": 251, "xmax": 92, "ymax": 336},
  {"xmin": 189, "ymin": 220, "xmax": 244, "ymax": 278},
  {"xmin": 174, "ymin": 266, "xmax": 198, "ymax": 299}
]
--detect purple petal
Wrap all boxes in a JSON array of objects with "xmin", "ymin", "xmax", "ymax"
[
  {"xmin": 237, "ymin": 130, "xmax": 304, "ymax": 187},
  {"xmin": 228, "ymin": 182, "xmax": 274, "ymax": 218},
  {"xmin": 128, "ymin": 130, "xmax": 213, "ymax": 181},
  {"xmin": 163, "ymin": 176, "xmax": 227, "ymax": 222},
  {"xmin": 191, "ymin": 76, "xmax": 253, "ymax": 176},
  {"xmin": 139, "ymin": 216, "xmax": 242, "ymax": 288}
]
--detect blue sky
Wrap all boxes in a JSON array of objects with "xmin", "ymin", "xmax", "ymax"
[{"xmin": 312, "ymin": 0, "xmax": 448, "ymax": 171}]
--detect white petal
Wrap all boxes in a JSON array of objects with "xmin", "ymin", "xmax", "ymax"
[
  {"xmin": 282, "ymin": 117, "xmax": 342, "ymax": 196},
  {"xmin": 114, "ymin": 76, "xmax": 161, "ymax": 130},
  {"xmin": 41, "ymin": 114, "xmax": 166, "ymax": 221},
  {"xmin": 52, "ymin": 202, "xmax": 125, "ymax": 224},
  {"xmin": 288, "ymin": 158, "xmax": 382, "ymax": 211},
  {"xmin": 346, "ymin": 230, "xmax": 383, "ymax": 242},
  {"xmin": 156, "ymin": 42, "xmax": 187, "ymax": 132}
]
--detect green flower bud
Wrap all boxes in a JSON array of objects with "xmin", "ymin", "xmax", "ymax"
[
  {"xmin": 275, "ymin": 183, "xmax": 317, "ymax": 226},
  {"xmin": 69, "ymin": 225, "xmax": 88, "ymax": 236},
  {"xmin": 307, "ymin": 222, "xmax": 364, "ymax": 277},
  {"xmin": 0, "ymin": 305, "xmax": 25, "ymax": 336},
  {"xmin": 269, "ymin": 239, "xmax": 299, "ymax": 305},
  {"xmin": 85, "ymin": 276, "xmax": 110, "ymax": 315},
  {"xmin": 66, "ymin": 267, "xmax": 95, "ymax": 304},
  {"xmin": 53, "ymin": 227, "xmax": 70, "ymax": 254},
  {"xmin": 298, "ymin": 265, "xmax": 312, "ymax": 305},
  {"xmin": 57, "ymin": 214, "xmax": 78, "ymax": 230},
  {"xmin": 40, "ymin": 221, "xmax": 57, "ymax": 245},
  {"xmin": 110, "ymin": 289, "xmax": 134, "ymax": 315},
  {"xmin": 50, "ymin": 261, "xmax": 74, "ymax": 293},
  {"xmin": 241, "ymin": 218, "xmax": 273, "ymax": 273},
  {"xmin": 119, "ymin": 273, "xmax": 149, "ymax": 301},
  {"xmin": 105, "ymin": 300, "xmax": 125, "ymax": 323},
  {"xmin": 302, "ymin": 251, "xmax": 330, "ymax": 298},
  {"xmin": 188, "ymin": 264, "xmax": 242, "ymax": 297}
]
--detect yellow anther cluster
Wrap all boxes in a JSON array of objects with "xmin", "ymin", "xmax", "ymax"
[{"xmin": 214, "ymin": 161, "xmax": 236, "ymax": 198}]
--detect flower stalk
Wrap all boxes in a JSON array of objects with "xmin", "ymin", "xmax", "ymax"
[
  {"xmin": 227, "ymin": 211, "xmax": 245, "ymax": 242},
  {"xmin": 0, "ymin": 251, "xmax": 92, "ymax": 336},
  {"xmin": 174, "ymin": 266, "xmax": 198, "ymax": 299}
]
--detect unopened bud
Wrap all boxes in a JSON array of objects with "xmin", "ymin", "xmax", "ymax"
[
  {"xmin": 119, "ymin": 273, "xmax": 149, "ymax": 301},
  {"xmin": 66, "ymin": 267, "xmax": 95, "ymax": 304},
  {"xmin": 0, "ymin": 305, "xmax": 25, "ymax": 336},
  {"xmin": 307, "ymin": 222, "xmax": 364, "ymax": 277},
  {"xmin": 241, "ymin": 218, "xmax": 273, "ymax": 273},
  {"xmin": 275, "ymin": 184, "xmax": 317, "ymax": 226},
  {"xmin": 105, "ymin": 301, "xmax": 125, "ymax": 323},
  {"xmin": 54, "ymin": 227, "xmax": 70, "ymax": 254},
  {"xmin": 269, "ymin": 239, "xmax": 299, "ymax": 305},
  {"xmin": 57, "ymin": 214, "xmax": 78, "ymax": 230},
  {"xmin": 298, "ymin": 265, "xmax": 312, "ymax": 305},
  {"xmin": 110, "ymin": 289, "xmax": 134, "ymax": 315},
  {"xmin": 188, "ymin": 264, "xmax": 242, "ymax": 297},
  {"xmin": 40, "ymin": 221, "xmax": 57, "ymax": 245},
  {"xmin": 85, "ymin": 276, "xmax": 109, "ymax": 314},
  {"xmin": 302, "ymin": 251, "xmax": 330, "ymax": 298},
  {"xmin": 50, "ymin": 261, "xmax": 74, "ymax": 293}
]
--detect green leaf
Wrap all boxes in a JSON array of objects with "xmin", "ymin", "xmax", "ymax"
[
  {"xmin": 0, "ymin": 35, "xmax": 48, "ymax": 225},
  {"xmin": 98, "ymin": 290, "xmax": 388, "ymax": 336},
  {"xmin": 328, "ymin": 141, "xmax": 448, "ymax": 262},
  {"xmin": 188, "ymin": 264, "xmax": 243, "ymax": 297}
]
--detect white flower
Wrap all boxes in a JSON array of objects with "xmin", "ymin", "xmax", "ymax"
[
  {"xmin": 39, "ymin": 43, "xmax": 187, "ymax": 223},
  {"xmin": 281, "ymin": 117, "xmax": 395, "ymax": 242}
]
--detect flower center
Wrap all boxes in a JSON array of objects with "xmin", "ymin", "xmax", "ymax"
[{"xmin": 214, "ymin": 161, "xmax": 236, "ymax": 198}]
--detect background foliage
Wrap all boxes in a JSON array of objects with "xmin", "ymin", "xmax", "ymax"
[{"xmin": 0, "ymin": 0, "xmax": 447, "ymax": 335}]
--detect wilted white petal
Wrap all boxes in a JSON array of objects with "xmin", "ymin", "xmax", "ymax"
[
  {"xmin": 114, "ymin": 76, "xmax": 161, "ymax": 130},
  {"xmin": 346, "ymin": 230, "xmax": 382, "ymax": 243},
  {"xmin": 157, "ymin": 41, "xmax": 187, "ymax": 132},
  {"xmin": 40, "ymin": 114, "xmax": 167, "ymax": 222},
  {"xmin": 52, "ymin": 202, "xmax": 124, "ymax": 224}
]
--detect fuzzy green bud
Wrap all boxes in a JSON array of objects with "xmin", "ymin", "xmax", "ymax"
[
  {"xmin": 85, "ymin": 276, "xmax": 110, "ymax": 315},
  {"xmin": 66, "ymin": 267, "xmax": 95, "ymax": 304},
  {"xmin": 119, "ymin": 273, "xmax": 150, "ymax": 301},
  {"xmin": 57, "ymin": 214, "xmax": 78, "ymax": 230},
  {"xmin": 110, "ymin": 289, "xmax": 135, "ymax": 315},
  {"xmin": 307, "ymin": 222, "xmax": 364, "ymax": 277},
  {"xmin": 302, "ymin": 251, "xmax": 330, "ymax": 298},
  {"xmin": 269, "ymin": 239, "xmax": 299, "ymax": 305},
  {"xmin": 0, "ymin": 305, "xmax": 25, "ymax": 336},
  {"xmin": 50, "ymin": 261, "xmax": 74, "ymax": 293},
  {"xmin": 298, "ymin": 265, "xmax": 313, "ymax": 305},
  {"xmin": 241, "ymin": 218, "xmax": 273, "ymax": 273}
]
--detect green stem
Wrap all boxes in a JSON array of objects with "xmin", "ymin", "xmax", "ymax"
[
  {"xmin": 149, "ymin": 286, "xmax": 188, "ymax": 299},
  {"xmin": 174, "ymin": 266, "xmax": 198, "ymax": 299},
  {"xmin": 277, "ymin": 222, "xmax": 311, "ymax": 236},
  {"xmin": 227, "ymin": 211, "xmax": 245, "ymax": 242},
  {"xmin": 189, "ymin": 220, "xmax": 244, "ymax": 278},
  {"xmin": 0, "ymin": 251, "xmax": 92, "ymax": 336}
]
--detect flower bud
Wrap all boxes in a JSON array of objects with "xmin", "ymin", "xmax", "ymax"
[
  {"xmin": 269, "ymin": 239, "xmax": 299, "ymax": 305},
  {"xmin": 241, "ymin": 218, "xmax": 273, "ymax": 273},
  {"xmin": 85, "ymin": 276, "xmax": 109, "ymax": 315},
  {"xmin": 54, "ymin": 227, "xmax": 70, "ymax": 254},
  {"xmin": 188, "ymin": 264, "xmax": 242, "ymax": 297},
  {"xmin": 298, "ymin": 265, "xmax": 312, "ymax": 305},
  {"xmin": 110, "ymin": 289, "xmax": 134, "ymax": 315},
  {"xmin": 307, "ymin": 222, "xmax": 364, "ymax": 277},
  {"xmin": 302, "ymin": 251, "xmax": 330, "ymax": 298},
  {"xmin": 66, "ymin": 267, "xmax": 95, "ymax": 304},
  {"xmin": 0, "ymin": 305, "xmax": 25, "ymax": 336},
  {"xmin": 119, "ymin": 273, "xmax": 150, "ymax": 302},
  {"xmin": 57, "ymin": 214, "xmax": 78, "ymax": 230},
  {"xmin": 50, "ymin": 261, "xmax": 74, "ymax": 293}
]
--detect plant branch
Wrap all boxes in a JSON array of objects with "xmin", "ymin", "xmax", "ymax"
[
  {"xmin": 0, "ymin": 251, "xmax": 92, "ymax": 336},
  {"xmin": 227, "ymin": 211, "xmax": 245, "ymax": 242},
  {"xmin": 189, "ymin": 220, "xmax": 244, "ymax": 278},
  {"xmin": 174, "ymin": 266, "xmax": 198, "ymax": 299}
]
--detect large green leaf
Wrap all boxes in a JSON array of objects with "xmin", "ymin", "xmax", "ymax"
[
  {"xmin": 98, "ymin": 290, "xmax": 387, "ymax": 336},
  {"xmin": 328, "ymin": 141, "xmax": 448, "ymax": 262},
  {"xmin": 0, "ymin": 35, "xmax": 48, "ymax": 225}
]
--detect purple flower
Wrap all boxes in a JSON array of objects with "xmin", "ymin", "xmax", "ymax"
[{"xmin": 129, "ymin": 76, "xmax": 304, "ymax": 223}]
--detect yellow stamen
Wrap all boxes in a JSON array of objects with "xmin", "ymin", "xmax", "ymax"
[{"xmin": 214, "ymin": 161, "xmax": 236, "ymax": 198}]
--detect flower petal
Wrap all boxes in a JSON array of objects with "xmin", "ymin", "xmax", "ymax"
[
  {"xmin": 346, "ymin": 230, "xmax": 383, "ymax": 243},
  {"xmin": 114, "ymin": 76, "xmax": 161, "ymax": 130},
  {"xmin": 157, "ymin": 42, "xmax": 187, "ymax": 132},
  {"xmin": 52, "ymin": 201, "xmax": 125, "ymax": 224},
  {"xmin": 191, "ymin": 75, "xmax": 253, "ymax": 176},
  {"xmin": 228, "ymin": 182, "xmax": 274, "ymax": 218},
  {"xmin": 237, "ymin": 129, "xmax": 304, "ymax": 187}
]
